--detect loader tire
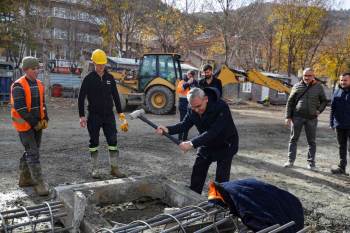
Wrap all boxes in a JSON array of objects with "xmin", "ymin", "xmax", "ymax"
[{"xmin": 145, "ymin": 86, "xmax": 174, "ymax": 115}]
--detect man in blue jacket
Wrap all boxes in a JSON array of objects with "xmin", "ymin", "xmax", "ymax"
[
  {"xmin": 156, "ymin": 87, "xmax": 239, "ymax": 194},
  {"xmin": 330, "ymin": 73, "xmax": 350, "ymax": 175}
]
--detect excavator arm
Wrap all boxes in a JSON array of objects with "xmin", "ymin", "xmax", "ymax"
[{"xmin": 217, "ymin": 65, "xmax": 292, "ymax": 94}]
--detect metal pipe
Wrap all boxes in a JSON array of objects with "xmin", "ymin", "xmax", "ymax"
[
  {"xmin": 0, "ymin": 213, "xmax": 67, "ymax": 231},
  {"xmin": 0, "ymin": 201, "xmax": 62, "ymax": 215},
  {"xmin": 2, "ymin": 204, "xmax": 64, "ymax": 219},
  {"xmin": 296, "ymin": 226, "xmax": 311, "ymax": 233},
  {"xmin": 113, "ymin": 205, "xmax": 214, "ymax": 233},
  {"xmin": 193, "ymin": 216, "xmax": 232, "ymax": 233},
  {"xmin": 256, "ymin": 224, "xmax": 280, "ymax": 233},
  {"xmin": 160, "ymin": 210, "xmax": 225, "ymax": 233},
  {"xmin": 269, "ymin": 221, "xmax": 295, "ymax": 233},
  {"xmin": 111, "ymin": 202, "xmax": 211, "ymax": 233}
]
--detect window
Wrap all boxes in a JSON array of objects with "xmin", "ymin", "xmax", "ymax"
[
  {"xmin": 139, "ymin": 55, "xmax": 157, "ymax": 89},
  {"xmin": 53, "ymin": 28, "xmax": 67, "ymax": 40},
  {"xmin": 242, "ymin": 82, "xmax": 252, "ymax": 93},
  {"xmin": 158, "ymin": 55, "xmax": 176, "ymax": 83}
]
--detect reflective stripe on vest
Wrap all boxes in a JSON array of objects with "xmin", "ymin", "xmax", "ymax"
[
  {"xmin": 176, "ymin": 80, "xmax": 190, "ymax": 97},
  {"xmin": 10, "ymin": 76, "xmax": 45, "ymax": 132}
]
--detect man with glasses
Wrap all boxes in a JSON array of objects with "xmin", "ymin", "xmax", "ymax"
[
  {"xmin": 284, "ymin": 68, "xmax": 328, "ymax": 170},
  {"xmin": 156, "ymin": 87, "xmax": 239, "ymax": 194}
]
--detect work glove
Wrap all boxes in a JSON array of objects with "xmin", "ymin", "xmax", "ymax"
[
  {"xmin": 119, "ymin": 120, "xmax": 128, "ymax": 132},
  {"xmin": 41, "ymin": 119, "xmax": 48, "ymax": 129},
  {"xmin": 118, "ymin": 113, "xmax": 126, "ymax": 121},
  {"xmin": 33, "ymin": 120, "xmax": 48, "ymax": 131}
]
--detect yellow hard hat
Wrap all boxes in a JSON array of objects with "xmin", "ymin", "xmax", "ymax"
[{"xmin": 91, "ymin": 49, "xmax": 107, "ymax": 64}]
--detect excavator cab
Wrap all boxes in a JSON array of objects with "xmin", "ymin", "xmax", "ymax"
[{"xmin": 115, "ymin": 53, "xmax": 182, "ymax": 114}]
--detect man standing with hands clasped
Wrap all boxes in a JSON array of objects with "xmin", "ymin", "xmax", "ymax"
[
  {"xmin": 10, "ymin": 56, "xmax": 50, "ymax": 196},
  {"xmin": 156, "ymin": 87, "xmax": 239, "ymax": 194},
  {"xmin": 78, "ymin": 49, "xmax": 127, "ymax": 178},
  {"xmin": 284, "ymin": 68, "xmax": 328, "ymax": 170}
]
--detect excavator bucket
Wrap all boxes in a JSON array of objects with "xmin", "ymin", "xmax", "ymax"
[
  {"xmin": 217, "ymin": 65, "xmax": 240, "ymax": 86},
  {"xmin": 247, "ymin": 70, "xmax": 291, "ymax": 94}
]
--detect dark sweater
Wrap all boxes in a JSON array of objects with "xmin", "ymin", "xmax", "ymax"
[
  {"xmin": 12, "ymin": 77, "xmax": 48, "ymax": 127},
  {"xmin": 78, "ymin": 71, "xmax": 122, "ymax": 117},
  {"xmin": 330, "ymin": 86, "xmax": 350, "ymax": 129},
  {"xmin": 199, "ymin": 77, "xmax": 223, "ymax": 97}
]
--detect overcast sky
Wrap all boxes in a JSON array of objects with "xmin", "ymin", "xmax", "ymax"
[{"xmin": 164, "ymin": 0, "xmax": 350, "ymax": 12}]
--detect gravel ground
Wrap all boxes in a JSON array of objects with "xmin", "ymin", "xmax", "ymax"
[{"xmin": 0, "ymin": 98, "xmax": 349, "ymax": 232}]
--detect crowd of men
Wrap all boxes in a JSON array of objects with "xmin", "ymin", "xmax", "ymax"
[{"xmin": 9, "ymin": 49, "xmax": 350, "ymax": 197}]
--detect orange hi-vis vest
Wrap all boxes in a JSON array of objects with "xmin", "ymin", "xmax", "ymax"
[
  {"xmin": 176, "ymin": 80, "xmax": 190, "ymax": 97},
  {"xmin": 10, "ymin": 76, "xmax": 45, "ymax": 132}
]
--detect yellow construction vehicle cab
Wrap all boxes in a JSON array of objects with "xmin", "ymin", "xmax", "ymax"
[{"xmin": 110, "ymin": 53, "xmax": 182, "ymax": 114}]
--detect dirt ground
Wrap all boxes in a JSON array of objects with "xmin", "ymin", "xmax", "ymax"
[{"xmin": 0, "ymin": 98, "xmax": 349, "ymax": 232}]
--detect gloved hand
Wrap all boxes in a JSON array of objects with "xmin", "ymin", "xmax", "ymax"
[
  {"xmin": 41, "ymin": 119, "xmax": 48, "ymax": 129},
  {"xmin": 119, "ymin": 120, "xmax": 128, "ymax": 132},
  {"xmin": 118, "ymin": 113, "xmax": 126, "ymax": 121},
  {"xmin": 34, "ymin": 120, "xmax": 48, "ymax": 131}
]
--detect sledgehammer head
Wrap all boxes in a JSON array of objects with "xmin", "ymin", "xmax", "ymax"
[{"xmin": 129, "ymin": 109, "xmax": 146, "ymax": 120}]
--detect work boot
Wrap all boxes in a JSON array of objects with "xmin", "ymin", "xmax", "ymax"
[
  {"xmin": 18, "ymin": 158, "xmax": 34, "ymax": 187},
  {"xmin": 331, "ymin": 167, "xmax": 346, "ymax": 175},
  {"xmin": 109, "ymin": 150, "xmax": 126, "ymax": 178},
  {"xmin": 28, "ymin": 163, "xmax": 49, "ymax": 196},
  {"xmin": 90, "ymin": 151, "xmax": 100, "ymax": 179},
  {"xmin": 283, "ymin": 161, "xmax": 294, "ymax": 168}
]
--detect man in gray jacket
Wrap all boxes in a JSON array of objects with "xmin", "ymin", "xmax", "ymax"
[{"xmin": 284, "ymin": 68, "xmax": 328, "ymax": 170}]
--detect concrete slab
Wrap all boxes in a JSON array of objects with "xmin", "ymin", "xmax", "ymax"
[{"xmin": 55, "ymin": 175, "xmax": 204, "ymax": 233}]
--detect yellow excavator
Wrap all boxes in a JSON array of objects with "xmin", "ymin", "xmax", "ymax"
[{"xmin": 104, "ymin": 53, "xmax": 292, "ymax": 114}]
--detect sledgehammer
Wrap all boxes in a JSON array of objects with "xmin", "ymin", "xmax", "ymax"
[{"xmin": 129, "ymin": 109, "xmax": 181, "ymax": 145}]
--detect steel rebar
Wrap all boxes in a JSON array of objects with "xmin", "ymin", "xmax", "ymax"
[
  {"xmin": 269, "ymin": 221, "xmax": 295, "ymax": 233},
  {"xmin": 0, "ymin": 201, "xmax": 61, "ymax": 215},
  {"xmin": 0, "ymin": 212, "xmax": 67, "ymax": 231},
  {"xmin": 193, "ymin": 216, "xmax": 232, "ymax": 233},
  {"xmin": 111, "ymin": 202, "xmax": 212, "ymax": 232},
  {"xmin": 2, "ymin": 204, "xmax": 64, "ymax": 219}
]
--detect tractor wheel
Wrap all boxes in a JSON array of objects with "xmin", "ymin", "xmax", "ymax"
[{"xmin": 145, "ymin": 86, "xmax": 174, "ymax": 115}]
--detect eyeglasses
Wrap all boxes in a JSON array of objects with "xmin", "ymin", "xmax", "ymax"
[{"xmin": 304, "ymin": 75, "xmax": 313, "ymax": 77}]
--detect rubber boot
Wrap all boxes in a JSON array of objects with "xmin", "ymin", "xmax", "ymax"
[
  {"xmin": 91, "ymin": 151, "xmax": 99, "ymax": 179},
  {"xmin": 109, "ymin": 150, "xmax": 126, "ymax": 178},
  {"xmin": 18, "ymin": 157, "xmax": 35, "ymax": 187},
  {"xmin": 28, "ymin": 163, "xmax": 49, "ymax": 196}
]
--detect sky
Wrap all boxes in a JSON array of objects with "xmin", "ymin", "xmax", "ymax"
[{"xmin": 163, "ymin": 0, "xmax": 350, "ymax": 12}]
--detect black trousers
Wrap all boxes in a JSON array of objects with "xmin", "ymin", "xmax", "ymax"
[
  {"xmin": 336, "ymin": 128, "xmax": 350, "ymax": 170},
  {"xmin": 178, "ymin": 98, "xmax": 189, "ymax": 141},
  {"xmin": 87, "ymin": 114, "xmax": 117, "ymax": 150},
  {"xmin": 190, "ymin": 154, "xmax": 233, "ymax": 194}
]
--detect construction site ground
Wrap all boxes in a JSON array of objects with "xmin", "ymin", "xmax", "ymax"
[{"xmin": 0, "ymin": 98, "xmax": 349, "ymax": 232}]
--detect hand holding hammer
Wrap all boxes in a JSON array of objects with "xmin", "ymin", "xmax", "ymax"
[{"xmin": 129, "ymin": 109, "xmax": 181, "ymax": 145}]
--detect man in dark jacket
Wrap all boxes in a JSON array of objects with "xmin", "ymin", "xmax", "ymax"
[
  {"xmin": 330, "ymin": 73, "xmax": 350, "ymax": 175},
  {"xmin": 156, "ymin": 87, "xmax": 239, "ymax": 194},
  {"xmin": 199, "ymin": 64, "xmax": 222, "ymax": 97},
  {"xmin": 284, "ymin": 68, "xmax": 328, "ymax": 170},
  {"xmin": 78, "ymin": 49, "xmax": 126, "ymax": 178}
]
